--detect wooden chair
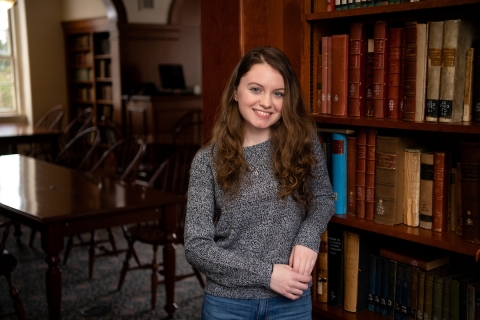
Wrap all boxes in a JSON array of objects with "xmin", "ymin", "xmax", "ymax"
[
  {"xmin": 54, "ymin": 127, "xmax": 101, "ymax": 171},
  {"xmin": 58, "ymin": 107, "xmax": 93, "ymax": 151},
  {"xmin": 62, "ymin": 137, "xmax": 147, "ymax": 279},
  {"xmin": 0, "ymin": 221, "xmax": 26, "ymax": 320},
  {"xmin": 117, "ymin": 144, "xmax": 205, "ymax": 310}
]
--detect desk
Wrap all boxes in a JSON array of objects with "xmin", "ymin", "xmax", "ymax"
[
  {"xmin": 0, "ymin": 154, "xmax": 184, "ymax": 319},
  {"xmin": 0, "ymin": 123, "xmax": 60, "ymax": 155}
]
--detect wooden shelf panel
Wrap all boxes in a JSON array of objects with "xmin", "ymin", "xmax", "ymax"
[
  {"xmin": 307, "ymin": 0, "xmax": 480, "ymax": 21},
  {"xmin": 95, "ymin": 54, "xmax": 111, "ymax": 59},
  {"xmin": 312, "ymin": 301, "xmax": 388, "ymax": 320},
  {"xmin": 312, "ymin": 114, "xmax": 480, "ymax": 135},
  {"xmin": 329, "ymin": 215, "xmax": 480, "ymax": 257}
]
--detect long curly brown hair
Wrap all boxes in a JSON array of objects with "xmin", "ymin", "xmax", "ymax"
[{"xmin": 208, "ymin": 46, "xmax": 317, "ymax": 207}]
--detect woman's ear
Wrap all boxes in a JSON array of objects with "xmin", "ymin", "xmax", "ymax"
[{"xmin": 234, "ymin": 90, "xmax": 237, "ymax": 102}]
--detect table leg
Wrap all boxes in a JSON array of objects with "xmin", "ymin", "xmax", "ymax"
[
  {"xmin": 163, "ymin": 205, "xmax": 178, "ymax": 316},
  {"xmin": 41, "ymin": 225, "xmax": 64, "ymax": 320}
]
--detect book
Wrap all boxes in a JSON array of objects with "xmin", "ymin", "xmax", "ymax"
[
  {"xmin": 449, "ymin": 166, "xmax": 458, "ymax": 232},
  {"xmin": 460, "ymin": 142, "xmax": 480, "ymax": 244},
  {"xmin": 348, "ymin": 22, "xmax": 367, "ymax": 117},
  {"xmin": 402, "ymin": 21, "xmax": 428, "ymax": 122},
  {"xmin": 456, "ymin": 162, "xmax": 463, "ymax": 237},
  {"xmin": 355, "ymin": 129, "xmax": 367, "ymax": 219},
  {"xmin": 473, "ymin": 39, "xmax": 480, "ymax": 122},
  {"xmin": 463, "ymin": 48, "xmax": 474, "ymax": 122},
  {"xmin": 321, "ymin": 36, "xmax": 332, "ymax": 114},
  {"xmin": 314, "ymin": 54, "xmax": 322, "ymax": 113},
  {"xmin": 401, "ymin": 265, "xmax": 411, "ymax": 320},
  {"xmin": 332, "ymin": 133, "xmax": 348, "ymax": 214},
  {"xmin": 365, "ymin": 129, "xmax": 376, "ymax": 220},
  {"xmin": 387, "ymin": 27, "xmax": 404, "ymax": 119},
  {"xmin": 372, "ymin": 21, "xmax": 390, "ymax": 119},
  {"xmin": 365, "ymin": 39, "xmax": 375, "ymax": 117},
  {"xmin": 380, "ymin": 256, "xmax": 390, "ymax": 317},
  {"xmin": 368, "ymin": 254, "xmax": 377, "ymax": 312},
  {"xmin": 425, "ymin": 20, "xmax": 445, "ymax": 122},
  {"xmin": 432, "ymin": 150, "xmax": 451, "ymax": 232},
  {"xmin": 417, "ymin": 268, "xmax": 426, "ymax": 320},
  {"xmin": 419, "ymin": 152, "xmax": 434, "ymax": 230},
  {"xmin": 379, "ymin": 245, "xmax": 450, "ymax": 271},
  {"xmin": 317, "ymin": 230, "xmax": 329, "ymax": 303},
  {"xmin": 409, "ymin": 267, "xmax": 419, "ymax": 320},
  {"xmin": 375, "ymin": 257, "xmax": 384, "ymax": 314},
  {"xmin": 343, "ymin": 230, "xmax": 371, "ymax": 312},
  {"xmin": 395, "ymin": 263, "xmax": 404, "ymax": 320},
  {"xmin": 424, "ymin": 267, "xmax": 453, "ymax": 320},
  {"xmin": 387, "ymin": 259, "xmax": 398, "ymax": 318},
  {"xmin": 331, "ymin": 34, "xmax": 349, "ymax": 117},
  {"xmin": 374, "ymin": 135, "xmax": 415, "ymax": 225},
  {"xmin": 438, "ymin": 19, "xmax": 478, "ymax": 123},
  {"xmin": 449, "ymin": 273, "xmax": 478, "ymax": 320},
  {"xmin": 459, "ymin": 274, "xmax": 480, "ymax": 320},
  {"xmin": 404, "ymin": 147, "xmax": 431, "ymax": 227},
  {"xmin": 347, "ymin": 136, "xmax": 357, "ymax": 216},
  {"xmin": 328, "ymin": 225, "xmax": 344, "ymax": 308}
]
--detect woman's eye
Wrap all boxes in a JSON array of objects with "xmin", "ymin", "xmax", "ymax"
[
  {"xmin": 250, "ymin": 87, "xmax": 260, "ymax": 93},
  {"xmin": 274, "ymin": 92, "xmax": 284, "ymax": 98}
]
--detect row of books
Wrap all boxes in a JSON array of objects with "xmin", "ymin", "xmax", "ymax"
[
  {"xmin": 315, "ymin": 0, "xmax": 425, "ymax": 12},
  {"xmin": 316, "ymin": 226, "xmax": 480, "ymax": 319},
  {"xmin": 314, "ymin": 19, "xmax": 480, "ymax": 123},
  {"xmin": 318, "ymin": 128, "xmax": 480, "ymax": 244}
]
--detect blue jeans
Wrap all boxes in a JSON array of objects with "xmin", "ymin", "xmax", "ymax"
[{"xmin": 201, "ymin": 289, "xmax": 312, "ymax": 320}]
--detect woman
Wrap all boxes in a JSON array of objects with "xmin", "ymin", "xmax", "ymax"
[{"xmin": 185, "ymin": 46, "xmax": 335, "ymax": 319}]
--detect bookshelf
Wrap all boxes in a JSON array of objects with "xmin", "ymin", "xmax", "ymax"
[
  {"xmin": 62, "ymin": 18, "xmax": 121, "ymax": 145},
  {"xmin": 307, "ymin": 0, "xmax": 480, "ymax": 319}
]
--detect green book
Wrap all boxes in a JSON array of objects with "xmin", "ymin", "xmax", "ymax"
[
  {"xmin": 373, "ymin": 0, "xmax": 381, "ymax": 5},
  {"xmin": 409, "ymin": 267, "xmax": 419, "ymax": 320},
  {"xmin": 388, "ymin": 0, "xmax": 395, "ymax": 4},
  {"xmin": 424, "ymin": 267, "xmax": 452, "ymax": 320},
  {"xmin": 347, "ymin": 0, "xmax": 354, "ymax": 9},
  {"xmin": 354, "ymin": 0, "xmax": 362, "ymax": 8},
  {"xmin": 367, "ymin": 0, "xmax": 374, "ymax": 6},
  {"xmin": 388, "ymin": 260, "xmax": 398, "ymax": 318},
  {"xmin": 361, "ymin": 0, "xmax": 368, "ymax": 7},
  {"xmin": 417, "ymin": 269, "xmax": 426, "ymax": 320}
]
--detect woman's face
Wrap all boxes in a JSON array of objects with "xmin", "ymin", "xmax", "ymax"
[{"xmin": 235, "ymin": 63, "xmax": 284, "ymax": 142}]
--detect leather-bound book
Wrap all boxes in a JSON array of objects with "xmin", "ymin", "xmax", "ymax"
[
  {"xmin": 343, "ymin": 230, "xmax": 371, "ymax": 312},
  {"xmin": 401, "ymin": 265, "xmax": 411, "ymax": 320},
  {"xmin": 387, "ymin": 27, "xmax": 403, "ymax": 119},
  {"xmin": 328, "ymin": 225, "xmax": 344, "ymax": 308},
  {"xmin": 356, "ymin": 129, "xmax": 367, "ymax": 219},
  {"xmin": 417, "ymin": 269, "xmax": 426, "ymax": 320},
  {"xmin": 314, "ymin": 54, "xmax": 322, "ymax": 113},
  {"xmin": 402, "ymin": 21, "xmax": 428, "ymax": 122},
  {"xmin": 317, "ymin": 230, "xmax": 329, "ymax": 303},
  {"xmin": 460, "ymin": 142, "xmax": 480, "ymax": 244},
  {"xmin": 374, "ymin": 135, "xmax": 415, "ymax": 225},
  {"xmin": 368, "ymin": 254, "xmax": 377, "ymax": 312},
  {"xmin": 409, "ymin": 267, "xmax": 419, "ymax": 320},
  {"xmin": 473, "ymin": 39, "xmax": 480, "ymax": 122},
  {"xmin": 365, "ymin": 39, "xmax": 375, "ymax": 117},
  {"xmin": 463, "ymin": 48, "xmax": 474, "ymax": 122},
  {"xmin": 347, "ymin": 135, "xmax": 357, "ymax": 216},
  {"xmin": 348, "ymin": 23, "xmax": 367, "ymax": 117},
  {"xmin": 321, "ymin": 36, "xmax": 332, "ymax": 114},
  {"xmin": 419, "ymin": 152, "xmax": 434, "ymax": 230},
  {"xmin": 387, "ymin": 260, "xmax": 398, "ymax": 319},
  {"xmin": 372, "ymin": 21, "xmax": 390, "ymax": 119},
  {"xmin": 331, "ymin": 34, "xmax": 349, "ymax": 117},
  {"xmin": 432, "ymin": 150, "xmax": 450, "ymax": 232},
  {"xmin": 365, "ymin": 129, "xmax": 376, "ymax": 220},
  {"xmin": 455, "ymin": 162, "xmax": 463, "ymax": 237},
  {"xmin": 439, "ymin": 20, "xmax": 478, "ymax": 123},
  {"xmin": 449, "ymin": 166, "xmax": 457, "ymax": 232},
  {"xmin": 394, "ymin": 263, "xmax": 404, "ymax": 319},
  {"xmin": 425, "ymin": 21, "xmax": 445, "ymax": 123}
]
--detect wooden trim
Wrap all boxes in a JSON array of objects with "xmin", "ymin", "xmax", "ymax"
[{"xmin": 117, "ymin": 23, "xmax": 180, "ymax": 41}]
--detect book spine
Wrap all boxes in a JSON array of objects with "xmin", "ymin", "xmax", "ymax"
[
  {"xmin": 380, "ymin": 257, "xmax": 390, "ymax": 316},
  {"xmin": 419, "ymin": 152, "xmax": 434, "ymax": 230},
  {"xmin": 449, "ymin": 166, "xmax": 457, "ymax": 232},
  {"xmin": 379, "ymin": 248, "xmax": 428, "ymax": 271},
  {"xmin": 460, "ymin": 142, "xmax": 480, "ymax": 244},
  {"xmin": 317, "ymin": 230, "xmax": 329, "ymax": 303},
  {"xmin": 365, "ymin": 39, "xmax": 375, "ymax": 117},
  {"xmin": 432, "ymin": 274, "xmax": 444, "ymax": 320},
  {"xmin": 315, "ymin": 54, "xmax": 322, "ymax": 113},
  {"xmin": 404, "ymin": 148, "xmax": 423, "ymax": 227},
  {"xmin": 425, "ymin": 21, "xmax": 445, "ymax": 122},
  {"xmin": 395, "ymin": 264, "xmax": 404, "ymax": 320},
  {"xmin": 417, "ymin": 269, "xmax": 426, "ymax": 320},
  {"xmin": 328, "ymin": 226, "xmax": 344, "ymax": 307},
  {"xmin": 332, "ymin": 133, "xmax": 348, "ymax": 214},
  {"xmin": 321, "ymin": 37, "xmax": 332, "ymax": 114},
  {"xmin": 387, "ymin": 27, "xmax": 404, "ymax": 119},
  {"xmin": 375, "ymin": 257, "xmax": 384, "ymax": 314},
  {"xmin": 442, "ymin": 277, "xmax": 451, "ymax": 320},
  {"xmin": 365, "ymin": 129, "xmax": 376, "ymax": 220},
  {"xmin": 402, "ymin": 21, "xmax": 418, "ymax": 122},
  {"xmin": 343, "ymin": 231, "xmax": 360, "ymax": 312},
  {"xmin": 455, "ymin": 162, "xmax": 463, "ymax": 237},
  {"xmin": 463, "ymin": 48, "xmax": 474, "ymax": 122},
  {"xmin": 372, "ymin": 21, "xmax": 390, "ymax": 119},
  {"xmin": 347, "ymin": 136, "xmax": 357, "ymax": 216},
  {"xmin": 473, "ymin": 39, "xmax": 480, "ymax": 122},
  {"xmin": 356, "ymin": 129, "xmax": 367, "ymax": 218},
  {"xmin": 432, "ymin": 151, "xmax": 450, "ymax": 232},
  {"xmin": 331, "ymin": 35, "xmax": 349, "ymax": 117},
  {"xmin": 368, "ymin": 254, "xmax": 377, "ymax": 312},
  {"xmin": 401, "ymin": 265, "xmax": 411, "ymax": 320},
  {"xmin": 449, "ymin": 278, "xmax": 461, "ymax": 320},
  {"xmin": 348, "ymin": 23, "xmax": 367, "ymax": 117},
  {"xmin": 409, "ymin": 267, "xmax": 419, "ymax": 320},
  {"xmin": 388, "ymin": 260, "xmax": 398, "ymax": 318}
]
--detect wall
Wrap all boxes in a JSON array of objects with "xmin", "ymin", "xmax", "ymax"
[
  {"xmin": 62, "ymin": 0, "xmax": 107, "ymax": 21},
  {"xmin": 123, "ymin": 0, "xmax": 172, "ymax": 24}
]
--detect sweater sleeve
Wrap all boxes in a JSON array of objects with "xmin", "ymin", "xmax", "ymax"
[
  {"xmin": 184, "ymin": 149, "xmax": 273, "ymax": 290},
  {"xmin": 293, "ymin": 136, "xmax": 336, "ymax": 252}
]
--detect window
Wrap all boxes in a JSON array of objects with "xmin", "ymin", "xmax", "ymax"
[{"xmin": 0, "ymin": 9, "xmax": 16, "ymax": 113}]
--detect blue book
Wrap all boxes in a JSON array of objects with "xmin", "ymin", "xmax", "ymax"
[
  {"xmin": 368, "ymin": 255, "xmax": 377, "ymax": 312},
  {"xmin": 394, "ymin": 264, "xmax": 403, "ymax": 320},
  {"xmin": 332, "ymin": 133, "xmax": 347, "ymax": 214}
]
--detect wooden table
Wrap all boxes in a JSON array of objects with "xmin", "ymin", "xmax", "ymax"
[
  {"xmin": 0, "ymin": 154, "xmax": 185, "ymax": 319},
  {"xmin": 0, "ymin": 123, "xmax": 60, "ymax": 155}
]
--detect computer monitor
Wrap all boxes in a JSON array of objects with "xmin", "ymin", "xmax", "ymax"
[{"xmin": 158, "ymin": 64, "xmax": 187, "ymax": 90}]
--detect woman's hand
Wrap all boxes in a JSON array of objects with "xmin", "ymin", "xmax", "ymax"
[
  {"xmin": 289, "ymin": 244, "xmax": 318, "ymax": 276},
  {"xmin": 270, "ymin": 264, "xmax": 311, "ymax": 300}
]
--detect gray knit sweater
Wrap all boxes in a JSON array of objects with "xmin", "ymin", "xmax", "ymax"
[{"xmin": 184, "ymin": 137, "xmax": 335, "ymax": 299}]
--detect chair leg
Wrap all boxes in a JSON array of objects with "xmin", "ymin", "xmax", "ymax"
[
  {"xmin": 117, "ymin": 241, "xmax": 135, "ymax": 291},
  {"xmin": 151, "ymin": 244, "xmax": 159, "ymax": 310},
  {"xmin": 28, "ymin": 229, "xmax": 37, "ymax": 248},
  {"xmin": 106, "ymin": 228, "xmax": 118, "ymax": 255},
  {"xmin": 63, "ymin": 236, "xmax": 73, "ymax": 265},
  {"xmin": 88, "ymin": 231, "xmax": 96, "ymax": 279},
  {"xmin": 5, "ymin": 273, "xmax": 26, "ymax": 320},
  {"xmin": 13, "ymin": 222, "xmax": 22, "ymax": 243}
]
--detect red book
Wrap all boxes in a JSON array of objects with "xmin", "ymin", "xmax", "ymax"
[
  {"xmin": 387, "ymin": 28, "xmax": 404, "ymax": 119},
  {"xmin": 348, "ymin": 23, "xmax": 367, "ymax": 117},
  {"xmin": 314, "ymin": 54, "xmax": 322, "ymax": 114},
  {"xmin": 365, "ymin": 39, "xmax": 374, "ymax": 117},
  {"xmin": 347, "ymin": 135, "xmax": 357, "ymax": 216},
  {"xmin": 432, "ymin": 150, "xmax": 450, "ymax": 232},
  {"xmin": 372, "ymin": 21, "xmax": 390, "ymax": 119},
  {"xmin": 355, "ymin": 129, "xmax": 367, "ymax": 219},
  {"xmin": 321, "ymin": 37, "xmax": 332, "ymax": 114},
  {"xmin": 331, "ymin": 34, "xmax": 349, "ymax": 117},
  {"xmin": 365, "ymin": 129, "xmax": 376, "ymax": 220}
]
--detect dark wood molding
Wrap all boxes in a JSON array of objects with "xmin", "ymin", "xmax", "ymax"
[{"xmin": 101, "ymin": 0, "xmax": 128, "ymax": 24}]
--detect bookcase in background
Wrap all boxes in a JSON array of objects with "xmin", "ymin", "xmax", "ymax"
[
  {"xmin": 307, "ymin": 0, "xmax": 480, "ymax": 319},
  {"xmin": 62, "ymin": 18, "xmax": 121, "ymax": 146}
]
